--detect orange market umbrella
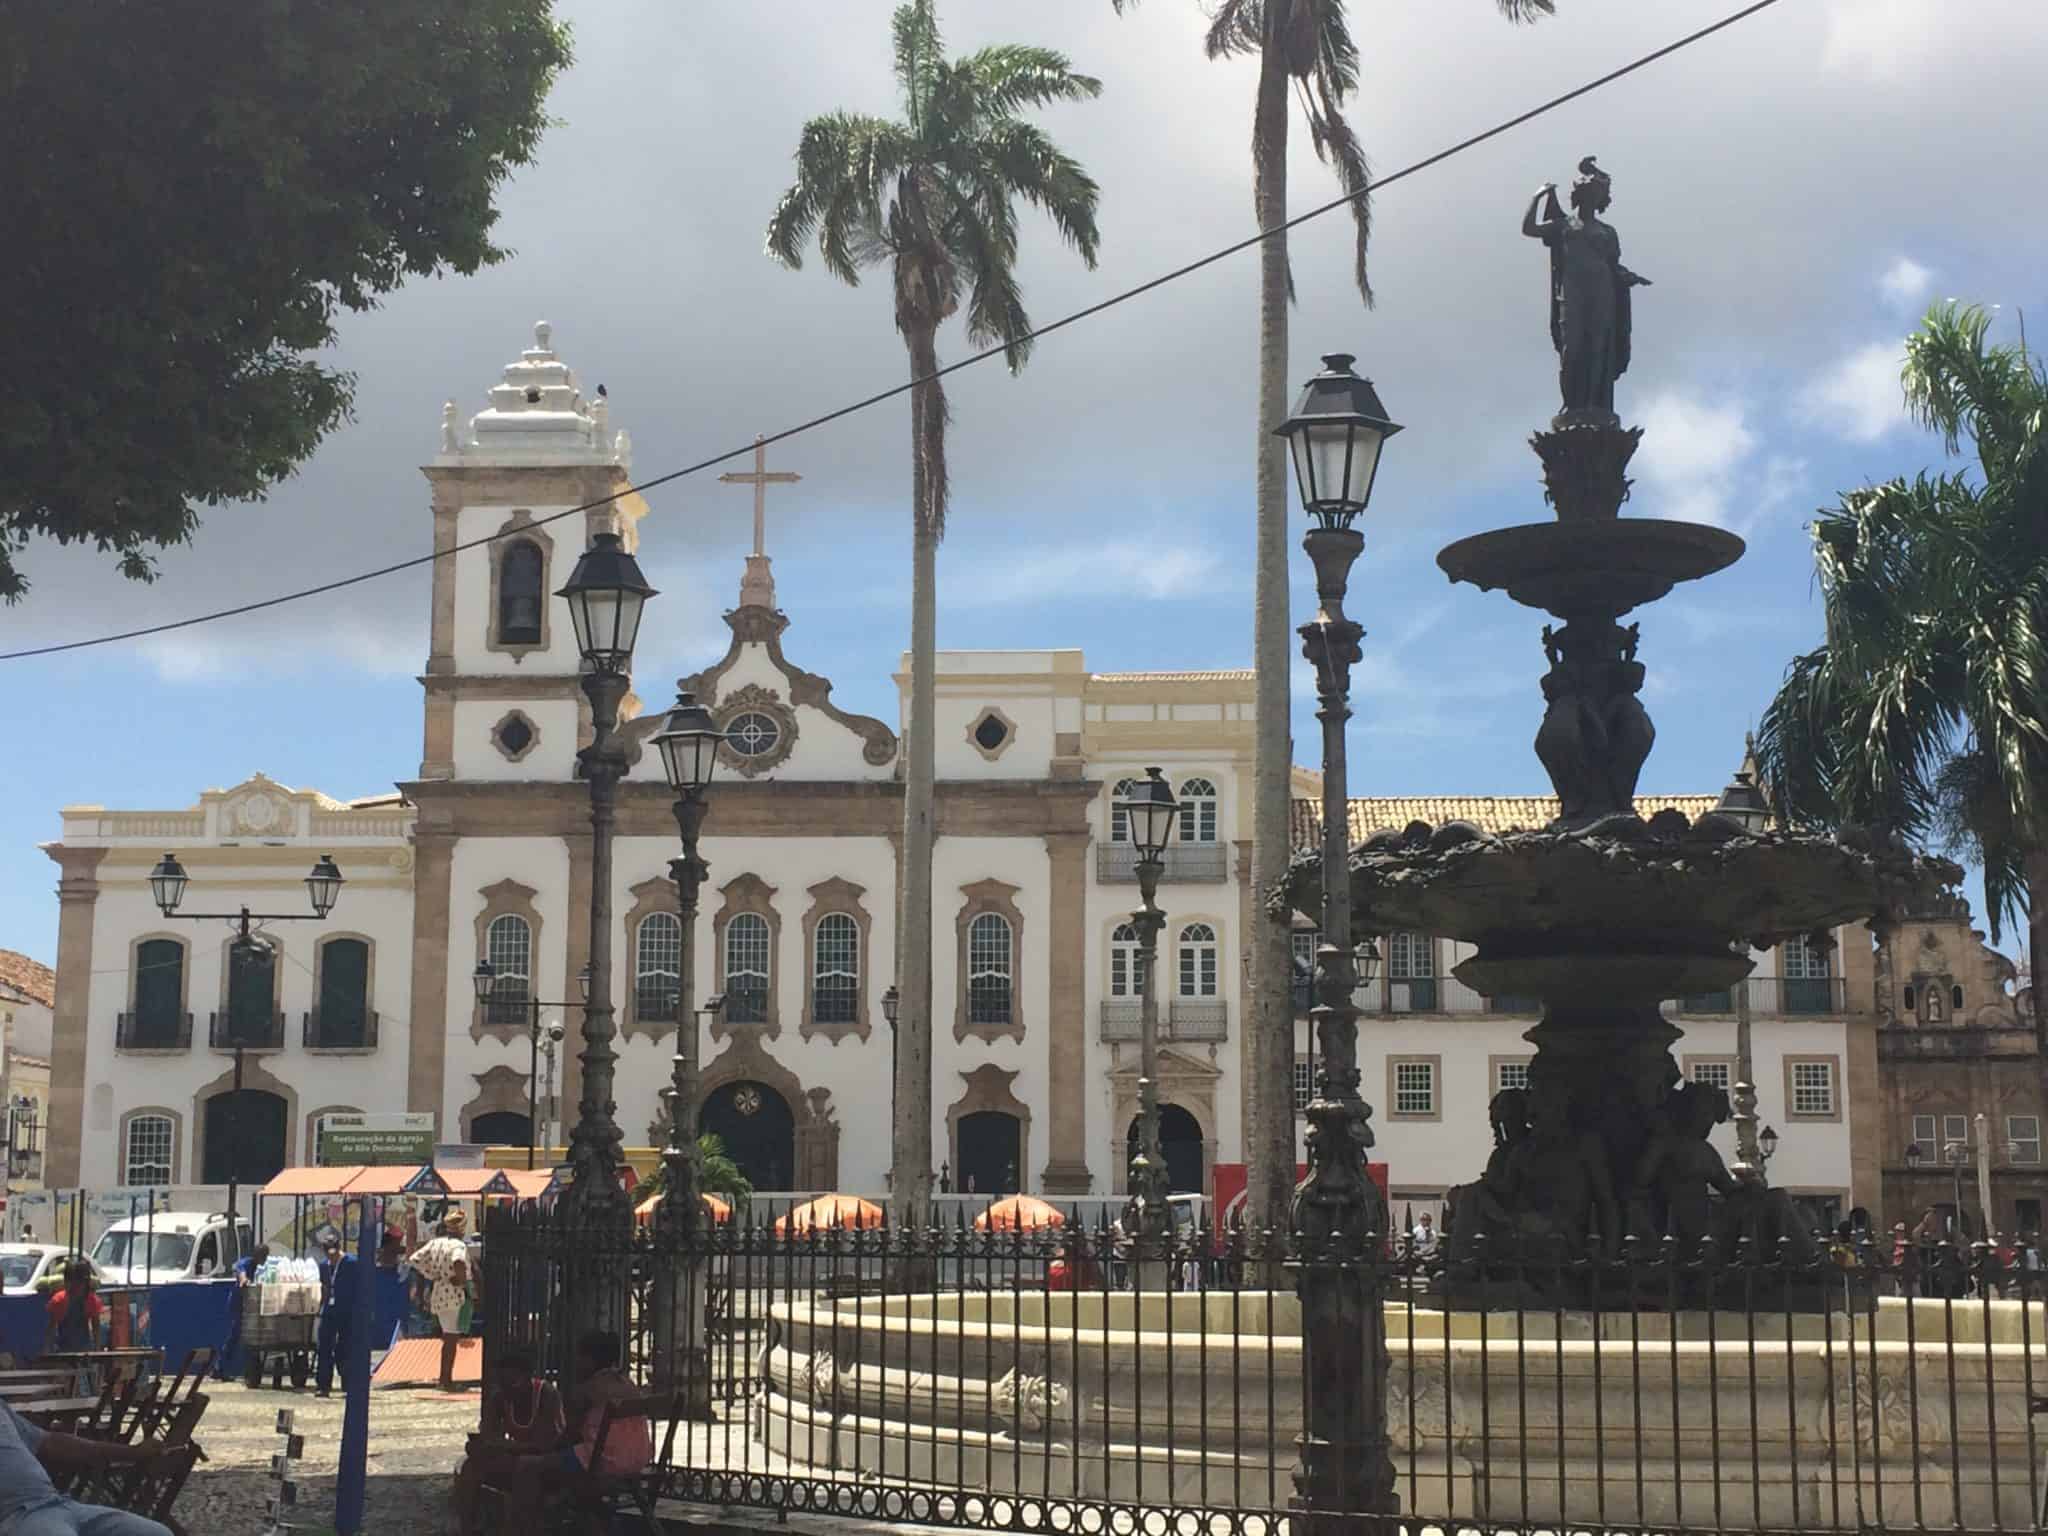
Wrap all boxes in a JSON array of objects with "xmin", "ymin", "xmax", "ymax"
[
  {"xmin": 774, "ymin": 1194, "xmax": 884, "ymax": 1236},
  {"xmin": 633, "ymin": 1191, "xmax": 732, "ymax": 1225},
  {"xmin": 975, "ymin": 1194, "xmax": 1065, "ymax": 1233}
]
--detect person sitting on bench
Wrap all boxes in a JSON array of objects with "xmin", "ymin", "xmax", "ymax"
[
  {"xmin": 453, "ymin": 1348, "xmax": 562, "ymax": 1536},
  {"xmin": 499, "ymin": 1330, "xmax": 652, "ymax": 1536}
]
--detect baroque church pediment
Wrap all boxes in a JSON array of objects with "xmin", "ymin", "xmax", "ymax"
[{"xmin": 623, "ymin": 601, "xmax": 897, "ymax": 777}]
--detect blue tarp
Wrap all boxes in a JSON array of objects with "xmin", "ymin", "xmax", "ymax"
[
  {"xmin": 0, "ymin": 1294, "xmax": 44, "ymax": 1363},
  {"xmin": 0, "ymin": 1281, "xmax": 235, "ymax": 1375}
]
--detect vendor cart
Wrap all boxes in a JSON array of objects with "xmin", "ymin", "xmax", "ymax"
[{"xmin": 241, "ymin": 1280, "xmax": 320, "ymax": 1388}]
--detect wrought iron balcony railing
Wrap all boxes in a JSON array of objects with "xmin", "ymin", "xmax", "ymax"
[
  {"xmin": 115, "ymin": 1011, "xmax": 192, "ymax": 1051},
  {"xmin": 1099, "ymin": 998, "xmax": 1230, "ymax": 1042},
  {"xmin": 303, "ymin": 1008, "xmax": 379, "ymax": 1050},
  {"xmin": 209, "ymin": 1010, "xmax": 285, "ymax": 1050}
]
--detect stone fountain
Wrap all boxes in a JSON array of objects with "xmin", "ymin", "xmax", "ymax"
[
  {"xmin": 1280, "ymin": 156, "xmax": 1959, "ymax": 1305},
  {"xmin": 746, "ymin": 160, "xmax": 2037, "ymax": 1528}
]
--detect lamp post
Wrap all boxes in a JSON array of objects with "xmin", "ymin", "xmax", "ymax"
[
  {"xmin": 149, "ymin": 852, "xmax": 343, "ymax": 1231},
  {"xmin": 554, "ymin": 532, "xmax": 655, "ymax": 1232},
  {"xmin": 1276, "ymin": 351, "xmax": 1403, "ymax": 1524},
  {"xmin": 882, "ymin": 984, "xmax": 901, "ymax": 1178},
  {"xmin": 649, "ymin": 691, "xmax": 724, "ymax": 1396},
  {"xmin": 1115, "ymin": 769, "xmax": 1179, "ymax": 1288},
  {"xmin": 1713, "ymin": 766, "xmax": 1772, "ymax": 1183},
  {"xmin": 1945, "ymin": 1139, "xmax": 1972, "ymax": 1238},
  {"xmin": 472, "ymin": 960, "xmax": 589, "ymax": 1169}
]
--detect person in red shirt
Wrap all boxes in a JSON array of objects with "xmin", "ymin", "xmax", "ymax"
[{"xmin": 44, "ymin": 1262, "xmax": 104, "ymax": 1356}]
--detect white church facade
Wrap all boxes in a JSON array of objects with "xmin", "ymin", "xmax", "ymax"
[{"xmin": 40, "ymin": 325, "xmax": 1879, "ymax": 1225}]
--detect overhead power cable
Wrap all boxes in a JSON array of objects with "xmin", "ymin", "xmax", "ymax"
[{"xmin": 0, "ymin": 0, "xmax": 1783, "ymax": 663}]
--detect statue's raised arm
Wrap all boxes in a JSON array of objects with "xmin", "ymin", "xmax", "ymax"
[{"xmin": 1528, "ymin": 156, "xmax": 1643, "ymax": 425}]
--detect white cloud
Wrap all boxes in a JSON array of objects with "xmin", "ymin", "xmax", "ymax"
[
  {"xmin": 1800, "ymin": 342, "xmax": 1908, "ymax": 443},
  {"xmin": 1820, "ymin": 0, "xmax": 1940, "ymax": 82},
  {"xmin": 952, "ymin": 539, "xmax": 1230, "ymax": 607},
  {"xmin": 1633, "ymin": 392, "xmax": 1758, "ymax": 530},
  {"xmin": 1880, "ymin": 257, "xmax": 1933, "ymax": 311},
  {"xmin": 139, "ymin": 617, "xmax": 423, "ymax": 682}
]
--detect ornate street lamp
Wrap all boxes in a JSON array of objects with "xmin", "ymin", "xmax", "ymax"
[
  {"xmin": 1714, "ymin": 762, "xmax": 1772, "ymax": 1184},
  {"xmin": 1116, "ymin": 768, "xmax": 1179, "ymax": 1283},
  {"xmin": 650, "ymin": 691, "xmax": 725, "ymax": 1397},
  {"xmin": 1276, "ymin": 351, "xmax": 1403, "ymax": 1522},
  {"xmin": 147, "ymin": 852, "xmax": 345, "ymax": 1229},
  {"xmin": 1759, "ymin": 1123, "xmax": 1779, "ymax": 1165},
  {"xmin": 554, "ymin": 532, "xmax": 656, "ymax": 1233},
  {"xmin": 651, "ymin": 691, "xmax": 725, "ymax": 1232}
]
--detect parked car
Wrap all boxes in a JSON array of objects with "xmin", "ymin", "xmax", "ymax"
[
  {"xmin": 0, "ymin": 1245, "xmax": 99, "ymax": 1297},
  {"xmin": 89, "ymin": 1212, "xmax": 252, "ymax": 1287}
]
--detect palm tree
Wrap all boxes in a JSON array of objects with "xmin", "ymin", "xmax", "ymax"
[
  {"xmin": 767, "ymin": 1, "xmax": 1104, "ymax": 1214},
  {"xmin": 1757, "ymin": 303, "xmax": 2048, "ymax": 1021},
  {"xmin": 1114, "ymin": 0, "xmax": 1555, "ymax": 1234}
]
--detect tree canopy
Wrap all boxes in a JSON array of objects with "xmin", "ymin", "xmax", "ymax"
[
  {"xmin": 0, "ymin": 0, "xmax": 572, "ymax": 600},
  {"xmin": 1757, "ymin": 303, "xmax": 2048, "ymax": 953}
]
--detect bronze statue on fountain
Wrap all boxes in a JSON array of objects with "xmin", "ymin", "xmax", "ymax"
[{"xmin": 1279, "ymin": 157, "xmax": 1959, "ymax": 1310}]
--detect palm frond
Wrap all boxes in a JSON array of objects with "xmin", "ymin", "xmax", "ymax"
[
  {"xmin": 1302, "ymin": 15, "xmax": 1372, "ymax": 307},
  {"xmin": 961, "ymin": 44, "xmax": 1103, "ymax": 116},
  {"xmin": 1493, "ymin": 0, "xmax": 1557, "ymax": 20},
  {"xmin": 765, "ymin": 113, "xmax": 905, "ymax": 282},
  {"xmin": 975, "ymin": 120, "xmax": 1102, "ymax": 267},
  {"xmin": 1904, "ymin": 302, "xmax": 2044, "ymax": 470},
  {"xmin": 893, "ymin": 0, "xmax": 946, "ymax": 132},
  {"xmin": 1204, "ymin": 0, "xmax": 1262, "ymax": 59}
]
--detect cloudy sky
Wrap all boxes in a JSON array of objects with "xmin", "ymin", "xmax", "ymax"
[{"xmin": 4, "ymin": 0, "xmax": 2043, "ymax": 959}]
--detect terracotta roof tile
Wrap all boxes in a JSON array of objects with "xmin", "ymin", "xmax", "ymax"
[
  {"xmin": 1290, "ymin": 794, "xmax": 1720, "ymax": 848},
  {"xmin": 0, "ymin": 951, "xmax": 54, "ymax": 1008}
]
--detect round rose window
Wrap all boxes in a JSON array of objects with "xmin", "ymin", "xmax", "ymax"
[{"xmin": 726, "ymin": 711, "xmax": 782, "ymax": 758}]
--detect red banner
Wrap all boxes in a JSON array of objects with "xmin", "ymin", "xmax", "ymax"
[{"xmin": 1210, "ymin": 1162, "xmax": 1388, "ymax": 1235}]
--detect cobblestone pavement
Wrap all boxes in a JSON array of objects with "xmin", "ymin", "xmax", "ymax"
[{"xmin": 172, "ymin": 1379, "xmax": 477, "ymax": 1536}]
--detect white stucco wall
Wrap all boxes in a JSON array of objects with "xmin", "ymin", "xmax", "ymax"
[
  {"xmin": 453, "ymin": 697, "xmax": 582, "ymax": 782},
  {"xmin": 76, "ymin": 848, "xmax": 414, "ymax": 1187}
]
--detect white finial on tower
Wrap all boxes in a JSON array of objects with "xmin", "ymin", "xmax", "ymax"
[
  {"xmin": 440, "ymin": 401, "xmax": 461, "ymax": 453},
  {"xmin": 533, "ymin": 320, "xmax": 553, "ymax": 353}
]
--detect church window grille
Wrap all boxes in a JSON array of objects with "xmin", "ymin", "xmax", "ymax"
[
  {"xmin": 485, "ymin": 915, "xmax": 531, "ymax": 1025},
  {"xmin": 727, "ymin": 712, "xmax": 781, "ymax": 759},
  {"xmin": 635, "ymin": 913, "xmax": 681, "ymax": 1024},
  {"xmin": 968, "ymin": 914, "xmax": 1013, "ymax": 1026},
  {"xmin": 124, "ymin": 1115, "xmax": 174, "ymax": 1186},
  {"xmin": 724, "ymin": 912, "xmax": 771, "ymax": 1024},
  {"xmin": 812, "ymin": 914, "xmax": 859, "ymax": 1026}
]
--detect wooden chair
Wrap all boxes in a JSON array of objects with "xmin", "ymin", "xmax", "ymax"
[
  {"xmin": 132, "ymin": 1350, "xmax": 211, "ymax": 1444},
  {"xmin": 483, "ymin": 1390, "xmax": 673, "ymax": 1534},
  {"xmin": 94, "ymin": 1394, "xmax": 209, "ymax": 1536}
]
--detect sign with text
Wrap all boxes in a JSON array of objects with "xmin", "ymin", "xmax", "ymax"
[{"xmin": 319, "ymin": 1128, "xmax": 436, "ymax": 1166}]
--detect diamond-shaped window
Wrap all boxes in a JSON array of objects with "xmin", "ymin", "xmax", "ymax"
[
  {"xmin": 494, "ymin": 713, "xmax": 536, "ymax": 759},
  {"xmin": 973, "ymin": 715, "xmax": 1009, "ymax": 752}
]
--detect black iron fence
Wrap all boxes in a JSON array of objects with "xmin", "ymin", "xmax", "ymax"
[
  {"xmin": 115, "ymin": 1010, "xmax": 191, "ymax": 1050},
  {"xmin": 302, "ymin": 1008, "xmax": 378, "ymax": 1050},
  {"xmin": 483, "ymin": 1206, "xmax": 2048, "ymax": 1533},
  {"xmin": 208, "ymin": 1009, "xmax": 284, "ymax": 1050}
]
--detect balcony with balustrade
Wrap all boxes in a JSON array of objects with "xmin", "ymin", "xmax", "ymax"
[
  {"xmin": 1099, "ymin": 998, "xmax": 1231, "ymax": 1043},
  {"xmin": 1096, "ymin": 843, "xmax": 1229, "ymax": 884},
  {"xmin": 303, "ymin": 1008, "xmax": 380, "ymax": 1052},
  {"xmin": 209, "ymin": 1010, "xmax": 286, "ymax": 1051},
  {"xmin": 115, "ymin": 1011, "xmax": 192, "ymax": 1052}
]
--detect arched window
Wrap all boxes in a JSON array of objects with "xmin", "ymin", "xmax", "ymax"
[
  {"xmin": 1109, "ymin": 923, "xmax": 1143, "ymax": 998},
  {"xmin": 123, "ymin": 1114, "xmax": 174, "ymax": 1186},
  {"xmin": 1951, "ymin": 984, "xmax": 1965, "ymax": 1012},
  {"xmin": 1903, "ymin": 985, "xmax": 1917, "ymax": 1013},
  {"xmin": 499, "ymin": 539, "xmax": 544, "ymax": 645},
  {"xmin": 724, "ymin": 912, "xmax": 771, "ymax": 1024},
  {"xmin": 1291, "ymin": 928, "xmax": 1319, "ymax": 1013},
  {"xmin": 1177, "ymin": 922, "xmax": 1219, "ymax": 997},
  {"xmin": 635, "ymin": 913, "xmax": 681, "ymax": 1024},
  {"xmin": 485, "ymin": 914, "xmax": 531, "ymax": 1026},
  {"xmin": 315, "ymin": 937, "xmax": 371, "ymax": 1046},
  {"xmin": 1177, "ymin": 778, "xmax": 1219, "ymax": 844},
  {"xmin": 813, "ymin": 914, "xmax": 859, "ymax": 1026},
  {"xmin": 1108, "ymin": 778, "xmax": 1140, "ymax": 843},
  {"xmin": 968, "ymin": 914, "xmax": 1013, "ymax": 1026}
]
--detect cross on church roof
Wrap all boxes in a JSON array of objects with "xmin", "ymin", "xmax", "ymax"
[{"xmin": 720, "ymin": 436, "xmax": 799, "ymax": 610}]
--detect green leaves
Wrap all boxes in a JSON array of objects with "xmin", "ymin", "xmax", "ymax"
[
  {"xmin": 1760, "ymin": 304, "xmax": 2048, "ymax": 943},
  {"xmin": 0, "ymin": 0, "xmax": 572, "ymax": 601}
]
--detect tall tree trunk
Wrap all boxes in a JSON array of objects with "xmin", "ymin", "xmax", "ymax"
[
  {"xmin": 2026, "ymin": 849, "xmax": 2048, "ymax": 1046},
  {"xmin": 1245, "ymin": 3, "xmax": 1297, "ymax": 1240},
  {"xmin": 894, "ymin": 320, "xmax": 940, "ymax": 1222}
]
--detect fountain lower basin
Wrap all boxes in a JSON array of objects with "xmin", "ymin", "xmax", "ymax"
[{"xmin": 754, "ymin": 1289, "xmax": 2046, "ymax": 1529}]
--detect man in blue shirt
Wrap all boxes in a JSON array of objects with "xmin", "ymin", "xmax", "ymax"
[
  {"xmin": 315, "ymin": 1236, "xmax": 357, "ymax": 1398},
  {"xmin": 0, "ymin": 1398, "xmax": 172, "ymax": 1533}
]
